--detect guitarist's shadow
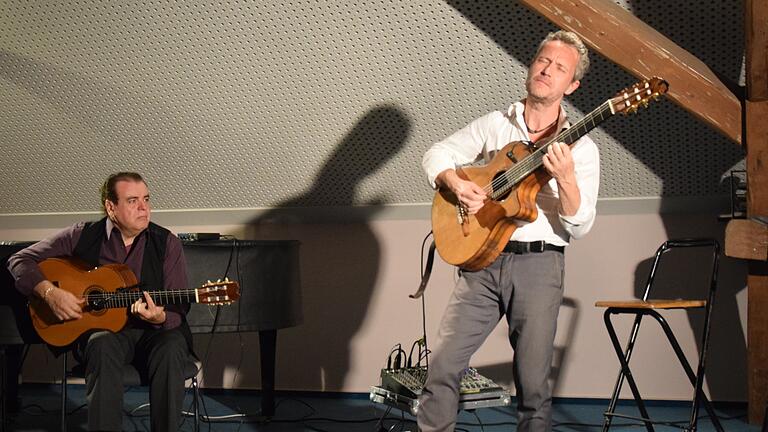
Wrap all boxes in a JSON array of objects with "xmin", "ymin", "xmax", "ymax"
[{"xmin": 206, "ymin": 105, "xmax": 411, "ymax": 402}]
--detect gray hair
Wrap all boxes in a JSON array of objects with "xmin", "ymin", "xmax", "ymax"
[{"xmin": 533, "ymin": 30, "xmax": 590, "ymax": 81}]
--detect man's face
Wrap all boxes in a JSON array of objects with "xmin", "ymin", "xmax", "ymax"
[
  {"xmin": 105, "ymin": 180, "xmax": 151, "ymax": 237},
  {"xmin": 525, "ymin": 40, "xmax": 581, "ymax": 105}
]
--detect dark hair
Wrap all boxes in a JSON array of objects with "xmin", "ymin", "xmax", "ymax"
[{"xmin": 100, "ymin": 172, "xmax": 146, "ymax": 213}]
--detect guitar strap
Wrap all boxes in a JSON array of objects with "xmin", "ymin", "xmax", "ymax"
[{"xmin": 409, "ymin": 240, "xmax": 437, "ymax": 299}]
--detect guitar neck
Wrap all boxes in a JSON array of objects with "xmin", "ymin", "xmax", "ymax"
[
  {"xmin": 494, "ymin": 100, "xmax": 613, "ymax": 198},
  {"xmin": 553, "ymin": 100, "xmax": 614, "ymax": 146},
  {"xmin": 89, "ymin": 289, "xmax": 199, "ymax": 309}
]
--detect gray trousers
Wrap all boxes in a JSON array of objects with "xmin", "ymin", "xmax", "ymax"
[
  {"xmin": 417, "ymin": 250, "xmax": 565, "ymax": 432},
  {"xmin": 84, "ymin": 326, "xmax": 189, "ymax": 432}
]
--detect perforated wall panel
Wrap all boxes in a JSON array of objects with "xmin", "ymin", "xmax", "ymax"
[{"xmin": 0, "ymin": 0, "xmax": 745, "ymax": 214}]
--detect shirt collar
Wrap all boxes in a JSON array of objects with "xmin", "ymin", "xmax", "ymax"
[
  {"xmin": 105, "ymin": 218, "xmax": 147, "ymax": 241},
  {"xmin": 106, "ymin": 217, "xmax": 116, "ymax": 240},
  {"xmin": 508, "ymin": 101, "xmax": 571, "ymax": 131}
]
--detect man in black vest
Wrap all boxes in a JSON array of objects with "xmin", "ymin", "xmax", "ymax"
[{"xmin": 7, "ymin": 172, "xmax": 192, "ymax": 432}]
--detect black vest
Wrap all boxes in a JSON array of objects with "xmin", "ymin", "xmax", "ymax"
[
  {"xmin": 73, "ymin": 217, "xmax": 169, "ymax": 292},
  {"xmin": 73, "ymin": 218, "xmax": 192, "ymax": 348}
]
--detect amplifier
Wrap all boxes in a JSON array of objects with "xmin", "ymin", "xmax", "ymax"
[
  {"xmin": 370, "ymin": 383, "xmax": 512, "ymax": 416},
  {"xmin": 379, "ymin": 366, "xmax": 508, "ymax": 401}
]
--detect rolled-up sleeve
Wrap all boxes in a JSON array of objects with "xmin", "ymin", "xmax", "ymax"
[
  {"xmin": 422, "ymin": 112, "xmax": 499, "ymax": 188},
  {"xmin": 558, "ymin": 137, "xmax": 600, "ymax": 239}
]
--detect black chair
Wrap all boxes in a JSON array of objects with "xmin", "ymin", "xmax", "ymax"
[
  {"xmin": 595, "ymin": 238, "xmax": 724, "ymax": 432},
  {"xmin": 60, "ymin": 352, "xmax": 201, "ymax": 432}
]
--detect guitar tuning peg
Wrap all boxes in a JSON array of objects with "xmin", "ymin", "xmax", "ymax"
[
  {"xmin": 206, "ymin": 280, "xmax": 212, "ymax": 285},
  {"xmin": 216, "ymin": 278, "xmax": 222, "ymax": 283}
]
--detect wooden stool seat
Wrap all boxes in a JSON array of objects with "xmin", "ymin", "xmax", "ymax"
[{"xmin": 595, "ymin": 299, "xmax": 706, "ymax": 309}]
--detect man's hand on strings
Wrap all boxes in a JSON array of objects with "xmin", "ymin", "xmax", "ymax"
[
  {"xmin": 543, "ymin": 141, "xmax": 582, "ymax": 216},
  {"xmin": 437, "ymin": 169, "xmax": 487, "ymax": 215},
  {"xmin": 131, "ymin": 291, "xmax": 166, "ymax": 324},
  {"xmin": 38, "ymin": 280, "xmax": 84, "ymax": 321},
  {"xmin": 542, "ymin": 142, "xmax": 576, "ymax": 184}
]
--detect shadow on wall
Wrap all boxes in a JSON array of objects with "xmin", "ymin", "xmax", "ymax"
[
  {"xmin": 630, "ymin": 217, "xmax": 747, "ymax": 402},
  {"xmin": 245, "ymin": 105, "xmax": 412, "ymax": 391},
  {"xmin": 625, "ymin": 0, "xmax": 748, "ymax": 403},
  {"xmin": 446, "ymin": 0, "xmax": 747, "ymax": 401}
]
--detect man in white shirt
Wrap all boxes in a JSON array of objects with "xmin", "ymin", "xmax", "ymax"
[{"xmin": 419, "ymin": 30, "xmax": 600, "ymax": 432}]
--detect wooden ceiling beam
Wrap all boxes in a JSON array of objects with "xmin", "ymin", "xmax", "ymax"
[
  {"xmin": 746, "ymin": 0, "xmax": 768, "ymax": 101},
  {"xmin": 519, "ymin": 0, "xmax": 742, "ymax": 145}
]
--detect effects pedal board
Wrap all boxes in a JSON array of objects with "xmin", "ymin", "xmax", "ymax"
[{"xmin": 372, "ymin": 366, "xmax": 511, "ymax": 415}]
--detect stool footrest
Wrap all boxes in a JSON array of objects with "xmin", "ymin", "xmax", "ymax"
[{"xmin": 604, "ymin": 411, "xmax": 693, "ymax": 429}]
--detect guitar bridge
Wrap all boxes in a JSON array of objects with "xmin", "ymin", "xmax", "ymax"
[
  {"xmin": 456, "ymin": 205, "xmax": 467, "ymax": 224},
  {"xmin": 456, "ymin": 205, "xmax": 471, "ymax": 236}
]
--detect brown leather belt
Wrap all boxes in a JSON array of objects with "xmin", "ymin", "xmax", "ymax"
[{"xmin": 503, "ymin": 240, "xmax": 565, "ymax": 254}]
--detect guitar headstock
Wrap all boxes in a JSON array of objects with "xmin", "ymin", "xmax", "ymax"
[
  {"xmin": 610, "ymin": 77, "xmax": 669, "ymax": 115},
  {"xmin": 197, "ymin": 279, "xmax": 240, "ymax": 305}
]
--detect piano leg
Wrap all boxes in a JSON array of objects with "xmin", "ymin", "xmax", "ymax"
[
  {"xmin": 1, "ymin": 344, "xmax": 22, "ymax": 432},
  {"xmin": 0, "ymin": 344, "xmax": 6, "ymax": 432},
  {"xmin": 258, "ymin": 330, "xmax": 276, "ymax": 417}
]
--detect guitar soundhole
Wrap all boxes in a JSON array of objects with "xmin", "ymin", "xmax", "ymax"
[{"xmin": 84, "ymin": 286, "xmax": 109, "ymax": 314}]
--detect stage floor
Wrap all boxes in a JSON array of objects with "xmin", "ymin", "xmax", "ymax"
[{"xmin": 3, "ymin": 383, "xmax": 760, "ymax": 432}]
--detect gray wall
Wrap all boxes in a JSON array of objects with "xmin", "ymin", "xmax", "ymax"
[{"xmin": 1, "ymin": 0, "xmax": 744, "ymax": 218}]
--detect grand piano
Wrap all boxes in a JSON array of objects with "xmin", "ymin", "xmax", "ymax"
[{"xmin": 0, "ymin": 239, "xmax": 302, "ymax": 425}]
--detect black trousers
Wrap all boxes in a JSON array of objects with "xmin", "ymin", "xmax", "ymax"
[{"xmin": 84, "ymin": 326, "xmax": 189, "ymax": 432}]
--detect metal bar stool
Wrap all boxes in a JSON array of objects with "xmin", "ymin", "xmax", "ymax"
[{"xmin": 595, "ymin": 238, "xmax": 725, "ymax": 432}]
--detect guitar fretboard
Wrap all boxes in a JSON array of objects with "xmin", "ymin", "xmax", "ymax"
[
  {"xmin": 87, "ymin": 289, "xmax": 198, "ymax": 309},
  {"xmin": 489, "ymin": 100, "xmax": 613, "ymax": 200}
]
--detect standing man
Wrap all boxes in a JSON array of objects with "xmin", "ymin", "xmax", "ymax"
[
  {"xmin": 419, "ymin": 30, "xmax": 600, "ymax": 432},
  {"xmin": 7, "ymin": 172, "xmax": 192, "ymax": 432}
]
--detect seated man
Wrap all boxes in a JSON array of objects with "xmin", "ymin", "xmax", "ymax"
[{"xmin": 7, "ymin": 172, "xmax": 192, "ymax": 432}]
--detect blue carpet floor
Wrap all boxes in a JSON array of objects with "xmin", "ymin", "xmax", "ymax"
[{"xmin": 3, "ymin": 383, "xmax": 761, "ymax": 431}]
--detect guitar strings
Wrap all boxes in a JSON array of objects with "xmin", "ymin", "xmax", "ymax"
[
  {"xmin": 481, "ymin": 100, "xmax": 613, "ymax": 199},
  {"xmin": 84, "ymin": 289, "xmax": 218, "ymax": 306},
  {"xmin": 483, "ymin": 79, "xmax": 654, "ymax": 197},
  {"xmin": 499, "ymin": 101, "xmax": 610, "ymax": 189}
]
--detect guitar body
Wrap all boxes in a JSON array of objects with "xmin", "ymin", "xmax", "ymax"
[
  {"xmin": 431, "ymin": 141, "xmax": 551, "ymax": 271},
  {"xmin": 29, "ymin": 258, "xmax": 137, "ymax": 347}
]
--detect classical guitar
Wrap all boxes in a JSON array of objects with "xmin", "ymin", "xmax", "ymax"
[
  {"xmin": 29, "ymin": 257, "xmax": 240, "ymax": 346},
  {"xmin": 431, "ymin": 77, "xmax": 669, "ymax": 271}
]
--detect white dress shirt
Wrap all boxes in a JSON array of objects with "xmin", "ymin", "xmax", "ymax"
[{"xmin": 422, "ymin": 101, "xmax": 600, "ymax": 246}]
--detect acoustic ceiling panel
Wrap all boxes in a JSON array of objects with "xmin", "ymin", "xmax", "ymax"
[{"xmin": 0, "ymin": 0, "xmax": 745, "ymax": 214}]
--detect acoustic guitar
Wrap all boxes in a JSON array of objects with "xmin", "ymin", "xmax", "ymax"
[
  {"xmin": 431, "ymin": 77, "xmax": 669, "ymax": 271},
  {"xmin": 29, "ymin": 257, "xmax": 240, "ymax": 346}
]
